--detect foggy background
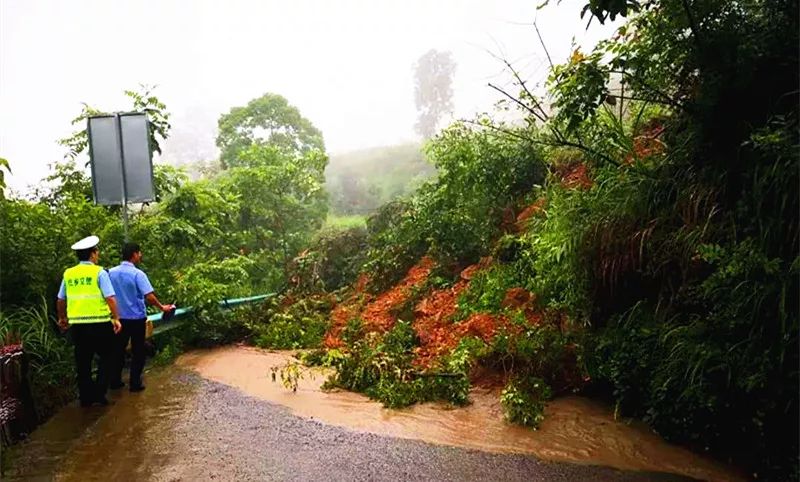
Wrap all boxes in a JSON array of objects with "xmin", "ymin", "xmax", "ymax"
[{"xmin": 0, "ymin": 0, "xmax": 617, "ymax": 193}]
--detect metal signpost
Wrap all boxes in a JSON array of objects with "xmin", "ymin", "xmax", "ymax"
[{"xmin": 87, "ymin": 112, "xmax": 155, "ymax": 241}]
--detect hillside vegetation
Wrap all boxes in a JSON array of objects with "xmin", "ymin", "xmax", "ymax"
[{"xmin": 1, "ymin": 1, "xmax": 796, "ymax": 479}]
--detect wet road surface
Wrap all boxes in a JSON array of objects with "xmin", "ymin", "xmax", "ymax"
[{"xmin": 2, "ymin": 347, "xmax": 739, "ymax": 481}]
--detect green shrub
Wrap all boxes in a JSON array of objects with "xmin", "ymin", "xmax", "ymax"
[
  {"xmin": 253, "ymin": 314, "xmax": 328, "ymax": 349},
  {"xmin": 444, "ymin": 336, "xmax": 490, "ymax": 373},
  {"xmin": 288, "ymin": 225, "xmax": 368, "ymax": 293},
  {"xmin": 248, "ymin": 295, "xmax": 332, "ymax": 349},
  {"xmin": 151, "ymin": 337, "xmax": 185, "ymax": 367},
  {"xmin": 501, "ymin": 376, "xmax": 552, "ymax": 428},
  {"xmin": 363, "ymin": 200, "xmax": 427, "ymax": 293},
  {"xmin": 324, "ymin": 321, "xmax": 470, "ymax": 408},
  {"xmin": 299, "ymin": 347, "xmax": 346, "ymax": 367},
  {"xmin": 341, "ymin": 317, "xmax": 364, "ymax": 345},
  {"xmin": 588, "ymin": 237, "xmax": 798, "ymax": 477},
  {"xmin": 456, "ymin": 263, "xmax": 523, "ymax": 319}
]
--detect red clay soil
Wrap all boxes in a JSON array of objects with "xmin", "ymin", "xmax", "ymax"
[
  {"xmin": 501, "ymin": 287, "xmax": 534, "ymax": 310},
  {"xmin": 412, "ymin": 261, "xmax": 521, "ymax": 369},
  {"xmin": 323, "ymin": 258, "xmax": 435, "ymax": 347},
  {"xmin": 515, "ymin": 198, "xmax": 547, "ymax": 231},
  {"xmin": 324, "ymin": 257, "xmax": 538, "ymax": 372},
  {"xmin": 411, "ymin": 281, "xmax": 470, "ymax": 366},
  {"xmin": 413, "ymin": 310, "xmax": 521, "ymax": 369},
  {"xmin": 499, "ymin": 206, "xmax": 518, "ymax": 233},
  {"xmin": 460, "ymin": 257, "xmax": 493, "ymax": 281},
  {"xmin": 323, "ymin": 274, "xmax": 372, "ymax": 349},
  {"xmin": 559, "ymin": 162, "xmax": 593, "ymax": 190},
  {"xmin": 323, "ymin": 303, "xmax": 359, "ymax": 348},
  {"xmin": 625, "ymin": 121, "xmax": 665, "ymax": 165},
  {"xmin": 501, "ymin": 287, "xmax": 546, "ymax": 328},
  {"xmin": 361, "ymin": 256, "xmax": 435, "ymax": 333}
]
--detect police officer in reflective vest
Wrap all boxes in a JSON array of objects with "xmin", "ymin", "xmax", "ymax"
[{"xmin": 56, "ymin": 235, "xmax": 122, "ymax": 407}]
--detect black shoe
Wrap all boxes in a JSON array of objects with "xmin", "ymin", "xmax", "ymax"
[
  {"xmin": 110, "ymin": 381, "xmax": 125, "ymax": 390},
  {"xmin": 129, "ymin": 385, "xmax": 145, "ymax": 393}
]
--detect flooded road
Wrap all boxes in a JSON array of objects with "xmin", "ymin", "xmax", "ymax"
[
  {"xmin": 2, "ymin": 345, "xmax": 742, "ymax": 481},
  {"xmin": 180, "ymin": 346, "xmax": 742, "ymax": 482}
]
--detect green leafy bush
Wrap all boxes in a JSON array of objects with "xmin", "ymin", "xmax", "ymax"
[
  {"xmin": 150, "ymin": 337, "xmax": 185, "ymax": 367},
  {"xmin": 324, "ymin": 321, "xmax": 470, "ymax": 408},
  {"xmin": 363, "ymin": 200, "xmax": 427, "ymax": 293},
  {"xmin": 287, "ymin": 226, "xmax": 368, "ymax": 293},
  {"xmin": 362, "ymin": 124, "xmax": 545, "ymax": 292},
  {"xmin": 501, "ymin": 376, "xmax": 552, "ymax": 428},
  {"xmin": 247, "ymin": 295, "xmax": 333, "ymax": 349},
  {"xmin": 456, "ymin": 263, "xmax": 523, "ymax": 319}
]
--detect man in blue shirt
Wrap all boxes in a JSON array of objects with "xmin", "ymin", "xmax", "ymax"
[{"xmin": 108, "ymin": 242, "xmax": 174, "ymax": 392}]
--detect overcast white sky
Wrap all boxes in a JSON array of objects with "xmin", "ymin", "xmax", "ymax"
[{"xmin": 1, "ymin": 0, "xmax": 617, "ymax": 193}]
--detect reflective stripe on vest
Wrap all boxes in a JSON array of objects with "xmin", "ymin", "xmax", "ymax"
[{"xmin": 64, "ymin": 264, "xmax": 111, "ymax": 324}]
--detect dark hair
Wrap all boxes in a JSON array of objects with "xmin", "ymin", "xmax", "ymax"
[
  {"xmin": 121, "ymin": 242, "xmax": 141, "ymax": 261},
  {"xmin": 75, "ymin": 247, "xmax": 97, "ymax": 262}
]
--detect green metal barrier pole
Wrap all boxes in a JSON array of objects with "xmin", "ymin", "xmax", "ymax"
[{"xmin": 148, "ymin": 293, "xmax": 276, "ymax": 335}]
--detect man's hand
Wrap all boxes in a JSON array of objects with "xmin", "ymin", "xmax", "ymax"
[
  {"xmin": 111, "ymin": 318, "xmax": 122, "ymax": 334},
  {"xmin": 58, "ymin": 318, "xmax": 69, "ymax": 332},
  {"xmin": 160, "ymin": 303, "xmax": 176, "ymax": 313}
]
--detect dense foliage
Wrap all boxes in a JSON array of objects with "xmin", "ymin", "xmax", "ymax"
[
  {"xmin": 362, "ymin": 124, "xmax": 545, "ymax": 292},
  {"xmin": 288, "ymin": 0, "xmax": 797, "ymax": 478},
  {"xmin": 1, "ymin": 1, "xmax": 796, "ymax": 479},
  {"xmin": 0, "ymin": 302, "xmax": 74, "ymax": 420},
  {"xmin": 0, "ymin": 89, "xmax": 330, "ymax": 418},
  {"xmin": 321, "ymin": 320, "xmax": 471, "ymax": 408}
]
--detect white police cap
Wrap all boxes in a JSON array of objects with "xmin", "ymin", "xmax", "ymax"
[{"xmin": 70, "ymin": 235, "xmax": 100, "ymax": 251}]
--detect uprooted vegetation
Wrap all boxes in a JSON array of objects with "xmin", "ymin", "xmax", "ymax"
[
  {"xmin": 1, "ymin": 1, "xmax": 795, "ymax": 480},
  {"xmin": 252, "ymin": 2, "xmax": 799, "ymax": 479}
]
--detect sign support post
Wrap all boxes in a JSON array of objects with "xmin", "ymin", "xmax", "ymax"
[{"xmin": 113, "ymin": 113, "xmax": 130, "ymax": 242}]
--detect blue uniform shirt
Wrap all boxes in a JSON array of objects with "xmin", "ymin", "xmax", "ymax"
[
  {"xmin": 57, "ymin": 261, "xmax": 115, "ymax": 299},
  {"xmin": 108, "ymin": 261, "xmax": 155, "ymax": 319}
]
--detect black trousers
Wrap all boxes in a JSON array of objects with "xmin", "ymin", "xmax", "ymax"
[
  {"xmin": 70, "ymin": 322, "xmax": 114, "ymax": 404},
  {"xmin": 111, "ymin": 318, "xmax": 146, "ymax": 387}
]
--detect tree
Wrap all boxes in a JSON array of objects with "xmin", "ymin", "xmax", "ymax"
[
  {"xmin": 220, "ymin": 144, "xmax": 328, "ymax": 258},
  {"xmin": 59, "ymin": 85, "xmax": 171, "ymax": 163},
  {"xmin": 413, "ymin": 50, "xmax": 456, "ymax": 139},
  {"xmin": 216, "ymin": 93, "xmax": 325, "ymax": 168}
]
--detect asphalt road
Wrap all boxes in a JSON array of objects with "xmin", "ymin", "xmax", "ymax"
[{"xmin": 3, "ymin": 370, "xmax": 691, "ymax": 482}]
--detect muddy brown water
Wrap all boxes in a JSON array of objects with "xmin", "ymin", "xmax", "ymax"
[
  {"xmin": 2, "ymin": 366, "xmax": 197, "ymax": 481},
  {"xmin": 2, "ymin": 345, "xmax": 743, "ymax": 481},
  {"xmin": 178, "ymin": 346, "xmax": 741, "ymax": 482}
]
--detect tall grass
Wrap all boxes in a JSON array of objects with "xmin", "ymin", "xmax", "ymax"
[{"xmin": 0, "ymin": 300, "xmax": 74, "ymax": 419}]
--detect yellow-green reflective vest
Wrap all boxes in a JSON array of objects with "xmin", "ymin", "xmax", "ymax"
[{"xmin": 64, "ymin": 264, "xmax": 111, "ymax": 324}]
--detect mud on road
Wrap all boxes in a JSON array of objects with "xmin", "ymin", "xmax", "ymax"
[{"xmin": 3, "ymin": 346, "xmax": 741, "ymax": 481}]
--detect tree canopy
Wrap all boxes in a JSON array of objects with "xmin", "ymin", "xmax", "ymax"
[{"xmin": 216, "ymin": 93, "xmax": 325, "ymax": 168}]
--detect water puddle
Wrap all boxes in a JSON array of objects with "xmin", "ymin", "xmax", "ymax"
[
  {"xmin": 2, "ymin": 369, "xmax": 199, "ymax": 481},
  {"xmin": 179, "ymin": 345, "xmax": 743, "ymax": 482}
]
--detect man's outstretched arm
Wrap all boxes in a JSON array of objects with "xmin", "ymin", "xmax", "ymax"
[{"xmin": 145, "ymin": 292, "xmax": 174, "ymax": 312}]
